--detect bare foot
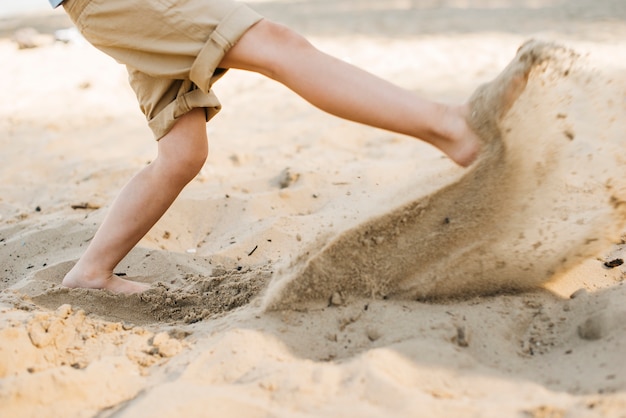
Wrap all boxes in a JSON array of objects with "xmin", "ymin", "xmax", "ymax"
[
  {"xmin": 438, "ymin": 104, "xmax": 483, "ymax": 167},
  {"xmin": 433, "ymin": 41, "xmax": 553, "ymax": 168},
  {"xmin": 62, "ymin": 265, "xmax": 150, "ymax": 294},
  {"xmin": 467, "ymin": 40, "xmax": 551, "ymax": 141}
]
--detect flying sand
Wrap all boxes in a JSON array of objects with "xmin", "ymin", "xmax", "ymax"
[{"xmin": 263, "ymin": 40, "xmax": 626, "ymax": 310}]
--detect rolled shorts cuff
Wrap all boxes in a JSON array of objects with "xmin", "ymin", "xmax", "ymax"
[
  {"xmin": 148, "ymin": 86, "xmax": 222, "ymax": 140},
  {"xmin": 190, "ymin": 4, "xmax": 263, "ymax": 93}
]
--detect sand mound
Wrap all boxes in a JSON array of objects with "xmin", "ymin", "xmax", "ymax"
[
  {"xmin": 0, "ymin": 304, "xmax": 185, "ymax": 417},
  {"xmin": 264, "ymin": 40, "xmax": 626, "ymax": 310},
  {"xmin": 25, "ymin": 255, "xmax": 271, "ymax": 324}
]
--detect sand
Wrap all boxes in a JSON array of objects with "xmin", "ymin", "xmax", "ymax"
[
  {"xmin": 264, "ymin": 40, "xmax": 626, "ymax": 310},
  {"xmin": 1, "ymin": 1, "xmax": 626, "ymax": 417}
]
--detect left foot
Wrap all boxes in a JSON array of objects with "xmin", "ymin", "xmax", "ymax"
[{"xmin": 62, "ymin": 265, "xmax": 150, "ymax": 294}]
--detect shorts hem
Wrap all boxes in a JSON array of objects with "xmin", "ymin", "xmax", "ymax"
[
  {"xmin": 148, "ymin": 88, "xmax": 222, "ymax": 140},
  {"xmin": 189, "ymin": 4, "xmax": 263, "ymax": 93}
]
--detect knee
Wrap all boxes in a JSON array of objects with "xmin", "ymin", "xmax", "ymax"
[
  {"xmin": 157, "ymin": 112, "xmax": 208, "ymax": 185},
  {"xmin": 168, "ymin": 141, "xmax": 207, "ymax": 184},
  {"xmin": 167, "ymin": 142, "xmax": 207, "ymax": 185}
]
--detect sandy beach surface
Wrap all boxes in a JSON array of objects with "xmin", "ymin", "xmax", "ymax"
[{"xmin": 1, "ymin": 1, "xmax": 626, "ymax": 417}]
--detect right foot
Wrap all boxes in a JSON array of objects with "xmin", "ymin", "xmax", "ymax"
[
  {"xmin": 436, "ymin": 41, "xmax": 552, "ymax": 167},
  {"xmin": 62, "ymin": 268, "xmax": 150, "ymax": 294},
  {"xmin": 467, "ymin": 40, "xmax": 551, "ymax": 141},
  {"xmin": 438, "ymin": 104, "xmax": 483, "ymax": 167}
]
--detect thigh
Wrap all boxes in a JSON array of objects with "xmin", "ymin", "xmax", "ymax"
[{"xmin": 219, "ymin": 19, "xmax": 307, "ymax": 75}]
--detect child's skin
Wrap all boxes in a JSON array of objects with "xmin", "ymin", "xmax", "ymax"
[{"xmin": 62, "ymin": 19, "xmax": 484, "ymax": 294}]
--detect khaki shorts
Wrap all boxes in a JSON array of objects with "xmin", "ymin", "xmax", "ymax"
[{"xmin": 63, "ymin": 0, "xmax": 263, "ymax": 139}]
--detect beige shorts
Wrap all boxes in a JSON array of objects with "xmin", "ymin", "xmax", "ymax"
[{"xmin": 63, "ymin": 0, "xmax": 263, "ymax": 139}]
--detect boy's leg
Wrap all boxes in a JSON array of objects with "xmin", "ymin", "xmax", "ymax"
[
  {"xmin": 220, "ymin": 20, "xmax": 486, "ymax": 167},
  {"xmin": 62, "ymin": 108, "xmax": 208, "ymax": 293}
]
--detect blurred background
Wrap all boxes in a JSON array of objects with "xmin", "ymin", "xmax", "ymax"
[{"xmin": 1, "ymin": 0, "xmax": 625, "ymax": 40}]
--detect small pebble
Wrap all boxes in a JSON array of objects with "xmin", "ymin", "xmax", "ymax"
[
  {"xmin": 604, "ymin": 258, "xmax": 623, "ymax": 268},
  {"xmin": 366, "ymin": 327, "xmax": 382, "ymax": 342},
  {"xmin": 329, "ymin": 292, "xmax": 343, "ymax": 306},
  {"xmin": 455, "ymin": 326, "xmax": 469, "ymax": 347},
  {"xmin": 569, "ymin": 288, "xmax": 588, "ymax": 299},
  {"xmin": 577, "ymin": 314, "xmax": 607, "ymax": 341}
]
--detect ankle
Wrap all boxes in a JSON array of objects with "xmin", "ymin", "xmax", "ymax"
[
  {"xmin": 433, "ymin": 104, "xmax": 482, "ymax": 167},
  {"xmin": 62, "ymin": 262, "xmax": 112, "ymax": 289}
]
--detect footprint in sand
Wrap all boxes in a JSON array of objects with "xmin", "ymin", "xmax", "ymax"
[{"xmin": 263, "ymin": 40, "xmax": 626, "ymax": 310}]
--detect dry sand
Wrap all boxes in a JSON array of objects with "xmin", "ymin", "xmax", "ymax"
[{"xmin": 1, "ymin": 1, "xmax": 626, "ymax": 417}]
